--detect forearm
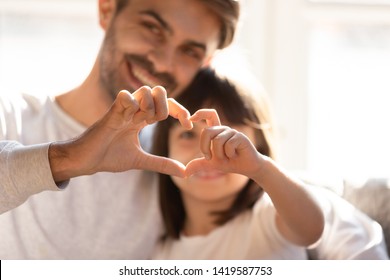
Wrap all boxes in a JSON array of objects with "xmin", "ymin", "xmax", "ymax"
[{"xmin": 252, "ymin": 157, "xmax": 324, "ymax": 246}]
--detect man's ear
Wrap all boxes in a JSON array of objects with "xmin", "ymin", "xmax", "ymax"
[{"xmin": 98, "ymin": 0, "xmax": 116, "ymax": 30}]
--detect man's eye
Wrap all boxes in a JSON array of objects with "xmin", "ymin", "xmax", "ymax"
[
  {"xmin": 180, "ymin": 46, "xmax": 203, "ymax": 61},
  {"xmin": 142, "ymin": 22, "xmax": 162, "ymax": 36}
]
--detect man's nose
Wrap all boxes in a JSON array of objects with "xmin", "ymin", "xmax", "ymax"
[{"xmin": 148, "ymin": 46, "xmax": 176, "ymax": 74}]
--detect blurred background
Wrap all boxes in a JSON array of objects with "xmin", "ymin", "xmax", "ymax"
[{"xmin": 1, "ymin": 0, "xmax": 390, "ymax": 180}]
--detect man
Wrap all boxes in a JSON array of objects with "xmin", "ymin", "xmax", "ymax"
[{"xmin": 0, "ymin": 0, "xmax": 240, "ymax": 259}]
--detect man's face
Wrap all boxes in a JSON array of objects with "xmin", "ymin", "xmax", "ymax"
[{"xmin": 99, "ymin": 0, "xmax": 222, "ymax": 99}]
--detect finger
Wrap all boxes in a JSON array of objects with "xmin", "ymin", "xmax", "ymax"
[
  {"xmin": 140, "ymin": 153, "xmax": 186, "ymax": 178},
  {"xmin": 190, "ymin": 109, "xmax": 221, "ymax": 127},
  {"xmin": 132, "ymin": 86, "xmax": 155, "ymax": 124},
  {"xmin": 184, "ymin": 158, "xmax": 214, "ymax": 177},
  {"xmin": 209, "ymin": 128, "xmax": 237, "ymax": 160},
  {"xmin": 168, "ymin": 98, "xmax": 192, "ymax": 129},
  {"xmin": 150, "ymin": 86, "xmax": 169, "ymax": 123},
  {"xmin": 224, "ymin": 133, "xmax": 242, "ymax": 158},
  {"xmin": 113, "ymin": 90, "xmax": 139, "ymax": 121},
  {"xmin": 199, "ymin": 126, "xmax": 229, "ymax": 160}
]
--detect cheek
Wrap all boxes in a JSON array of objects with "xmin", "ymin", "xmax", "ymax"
[
  {"xmin": 168, "ymin": 142, "xmax": 192, "ymax": 165},
  {"xmin": 169, "ymin": 148, "xmax": 184, "ymax": 163},
  {"xmin": 170, "ymin": 176, "xmax": 187, "ymax": 191},
  {"xmin": 170, "ymin": 151, "xmax": 198, "ymax": 166},
  {"xmin": 115, "ymin": 31, "xmax": 149, "ymax": 55},
  {"xmin": 229, "ymin": 174, "xmax": 250, "ymax": 192}
]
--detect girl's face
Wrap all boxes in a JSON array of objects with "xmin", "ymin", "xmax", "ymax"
[{"xmin": 168, "ymin": 120, "xmax": 256, "ymax": 204}]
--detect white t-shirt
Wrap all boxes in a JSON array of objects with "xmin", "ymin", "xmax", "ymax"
[
  {"xmin": 152, "ymin": 195, "xmax": 308, "ymax": 260},
  {"xmin": 0, "ymin": 93, "xmax": 163, "ymax": 259},
  {"xmin": 152, "ymin": 190, "xmax": 389, "ymax": 260}
]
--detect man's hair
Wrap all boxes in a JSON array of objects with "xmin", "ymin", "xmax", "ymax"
[
  {"xmin": 115, "ymin": 0, "xmax": 130, "ymax": 13},
  {"xmin": 198, "ymin": 0, "xmax": 240, "ymax": 49},
  {"xmin": 152, "ymin": 67, "xmax": 275, "ymax": 239},
  {"xmin": 115, "ymin": 0, "xmax": 240, "ymax": 49}
]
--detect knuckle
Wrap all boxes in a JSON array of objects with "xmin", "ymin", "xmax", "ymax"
[{"xmin": 152, "ymin": 86, "xmax": 167, "ymax": 97}]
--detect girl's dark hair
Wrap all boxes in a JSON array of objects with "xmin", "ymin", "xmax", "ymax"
[
  {"xmin": 115, "ymin": 0, "xmax": 240, "ymax": 49},
  {"xmin": 152, "ymin": 68, "xmax": 275, "ymax": 239}
]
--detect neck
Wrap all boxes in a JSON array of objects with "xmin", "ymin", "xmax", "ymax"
[
  {"xmin": 181, "ymin": 195, "xmax": 235, "ymax": 237},
  {"xmin": 55, "ymin": 60, "xmax": 113, "ymax": 127}
]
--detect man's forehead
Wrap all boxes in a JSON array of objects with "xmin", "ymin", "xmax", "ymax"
[
  {"xmin": 131, "ymin": 0, "xmax": 219, "ymax": 24},
  {"xmin": 128, "ymin": 0, "xmax": 221, "ymax": 45}
]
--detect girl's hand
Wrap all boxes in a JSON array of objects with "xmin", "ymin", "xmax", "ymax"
[
  {"xmin": 184, "ymin": 109, "xmax": 265, "ymax": 179},
  {"xmin": 185, "ymin": 109, "xmax": 324, "ymax": 246}
]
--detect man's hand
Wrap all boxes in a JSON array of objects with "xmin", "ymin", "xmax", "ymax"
[{"xmin": 49, "ymin": 86, "xmax": 192, "ymax": 182}]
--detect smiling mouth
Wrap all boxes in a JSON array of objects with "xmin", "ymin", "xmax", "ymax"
[
  {"xmin": 130, "ymin": 62, "xmax": 161, "ymax": 88},
  {"xmin": 127, "ymin": 62, "xmax": 164, "ymax": 88},
  {"xmin": 125, "ymin": 55, "xmax": 177, "ymax": 94}
]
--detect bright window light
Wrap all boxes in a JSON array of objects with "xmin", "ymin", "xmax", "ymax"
[{"xmin": 307, "ymin": 23, "xmax": 390, "ymax": 177}]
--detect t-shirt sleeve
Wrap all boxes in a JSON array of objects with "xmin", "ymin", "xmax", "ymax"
[
  {"xmin": 254, "ymin": 196, "xmax": 287, "ymax": 244},
  {"xmin": 252, "ymin": 195, "xmax": 308, "ymax": 259},
  {"xmin": 307, "ymin": 187, "xmax": 389, "ymax": 259},
  {"xmin": 0, "ymin": 141, "xmax": 68, "ymax": 214}
]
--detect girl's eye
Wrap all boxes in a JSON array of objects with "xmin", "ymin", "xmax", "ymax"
[{"xmin": 178, "ymin": 131, "xmax": 196, "ymax": 140}]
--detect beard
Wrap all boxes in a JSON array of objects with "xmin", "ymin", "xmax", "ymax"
[{"xmin": 98, "ymin": 28, "xmax": 127, "ymax": 102}]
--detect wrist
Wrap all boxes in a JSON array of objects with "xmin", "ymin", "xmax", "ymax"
[
  {"xmin": 48, "ymin": 141, "xmax": 86, "ymax": 182},
  {"xmin": 249, "ymin": 155, "xmax": 273, "ymax": 186}
]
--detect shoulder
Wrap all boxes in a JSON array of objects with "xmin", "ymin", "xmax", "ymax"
[
  {"xmin": 308, "ymin": 184, "xmax": 388, "ymax": 259},
  {"xmin": 0, "ymin": 93, "xmax": 48, "ymax": 139},
  {"xmin": 252, "ymin": 193, "xmax": 275, "ymax": 219},
  {"xmin": 0, "ymin": 92, "xmax": 45, "ymax": 111}
]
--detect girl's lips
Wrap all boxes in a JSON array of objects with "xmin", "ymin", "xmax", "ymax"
[{"xmin": 193, "ymin": 170, "xmax": 225, "ymax": 180}]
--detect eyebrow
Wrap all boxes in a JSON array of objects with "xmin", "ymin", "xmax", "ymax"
[
  {"xmin": 140, "ymin": 10, "xmax": 172, "ymax": 33},
  {"xmin": 140, "ymin": 10, "xmax": 207, "ymax": 52}
]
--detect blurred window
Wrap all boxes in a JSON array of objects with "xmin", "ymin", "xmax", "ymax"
[
  {"xmin": 0, "ymin": 0, "xmax": 101, "ymax": 97},
  {"xmin": 306, "ymin": 4, "xmax": 390, "ymax": 177}
]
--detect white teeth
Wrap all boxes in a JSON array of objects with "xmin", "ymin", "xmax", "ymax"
[{"xmin": 132, "ymin": 67, "xmax": 159, "ymax": 88}]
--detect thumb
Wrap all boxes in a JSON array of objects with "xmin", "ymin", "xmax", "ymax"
[
  {"xmin": 140, "ymin": 153, "xmax": 186, "ymax": 178},
  {"xmin": 185, "ymin": 158, "xmax": 215, "ymax": 177}
]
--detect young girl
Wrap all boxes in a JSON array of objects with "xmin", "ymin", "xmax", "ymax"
[{"xmin": 150, "ymin": 67, "xmax": 325, "ymax": 259}]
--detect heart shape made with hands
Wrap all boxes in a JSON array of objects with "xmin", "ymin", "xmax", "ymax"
[
  {"xmin": 112, "ymin": 88, "xmax": 228, "ymax": 178},
  {"xmin": 145, "ymin": 107, "xmax": 222, "ymax": 178},
  {"xmin": 71, "ymin": 88, "xmax": 225, "ymax": 180}
]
